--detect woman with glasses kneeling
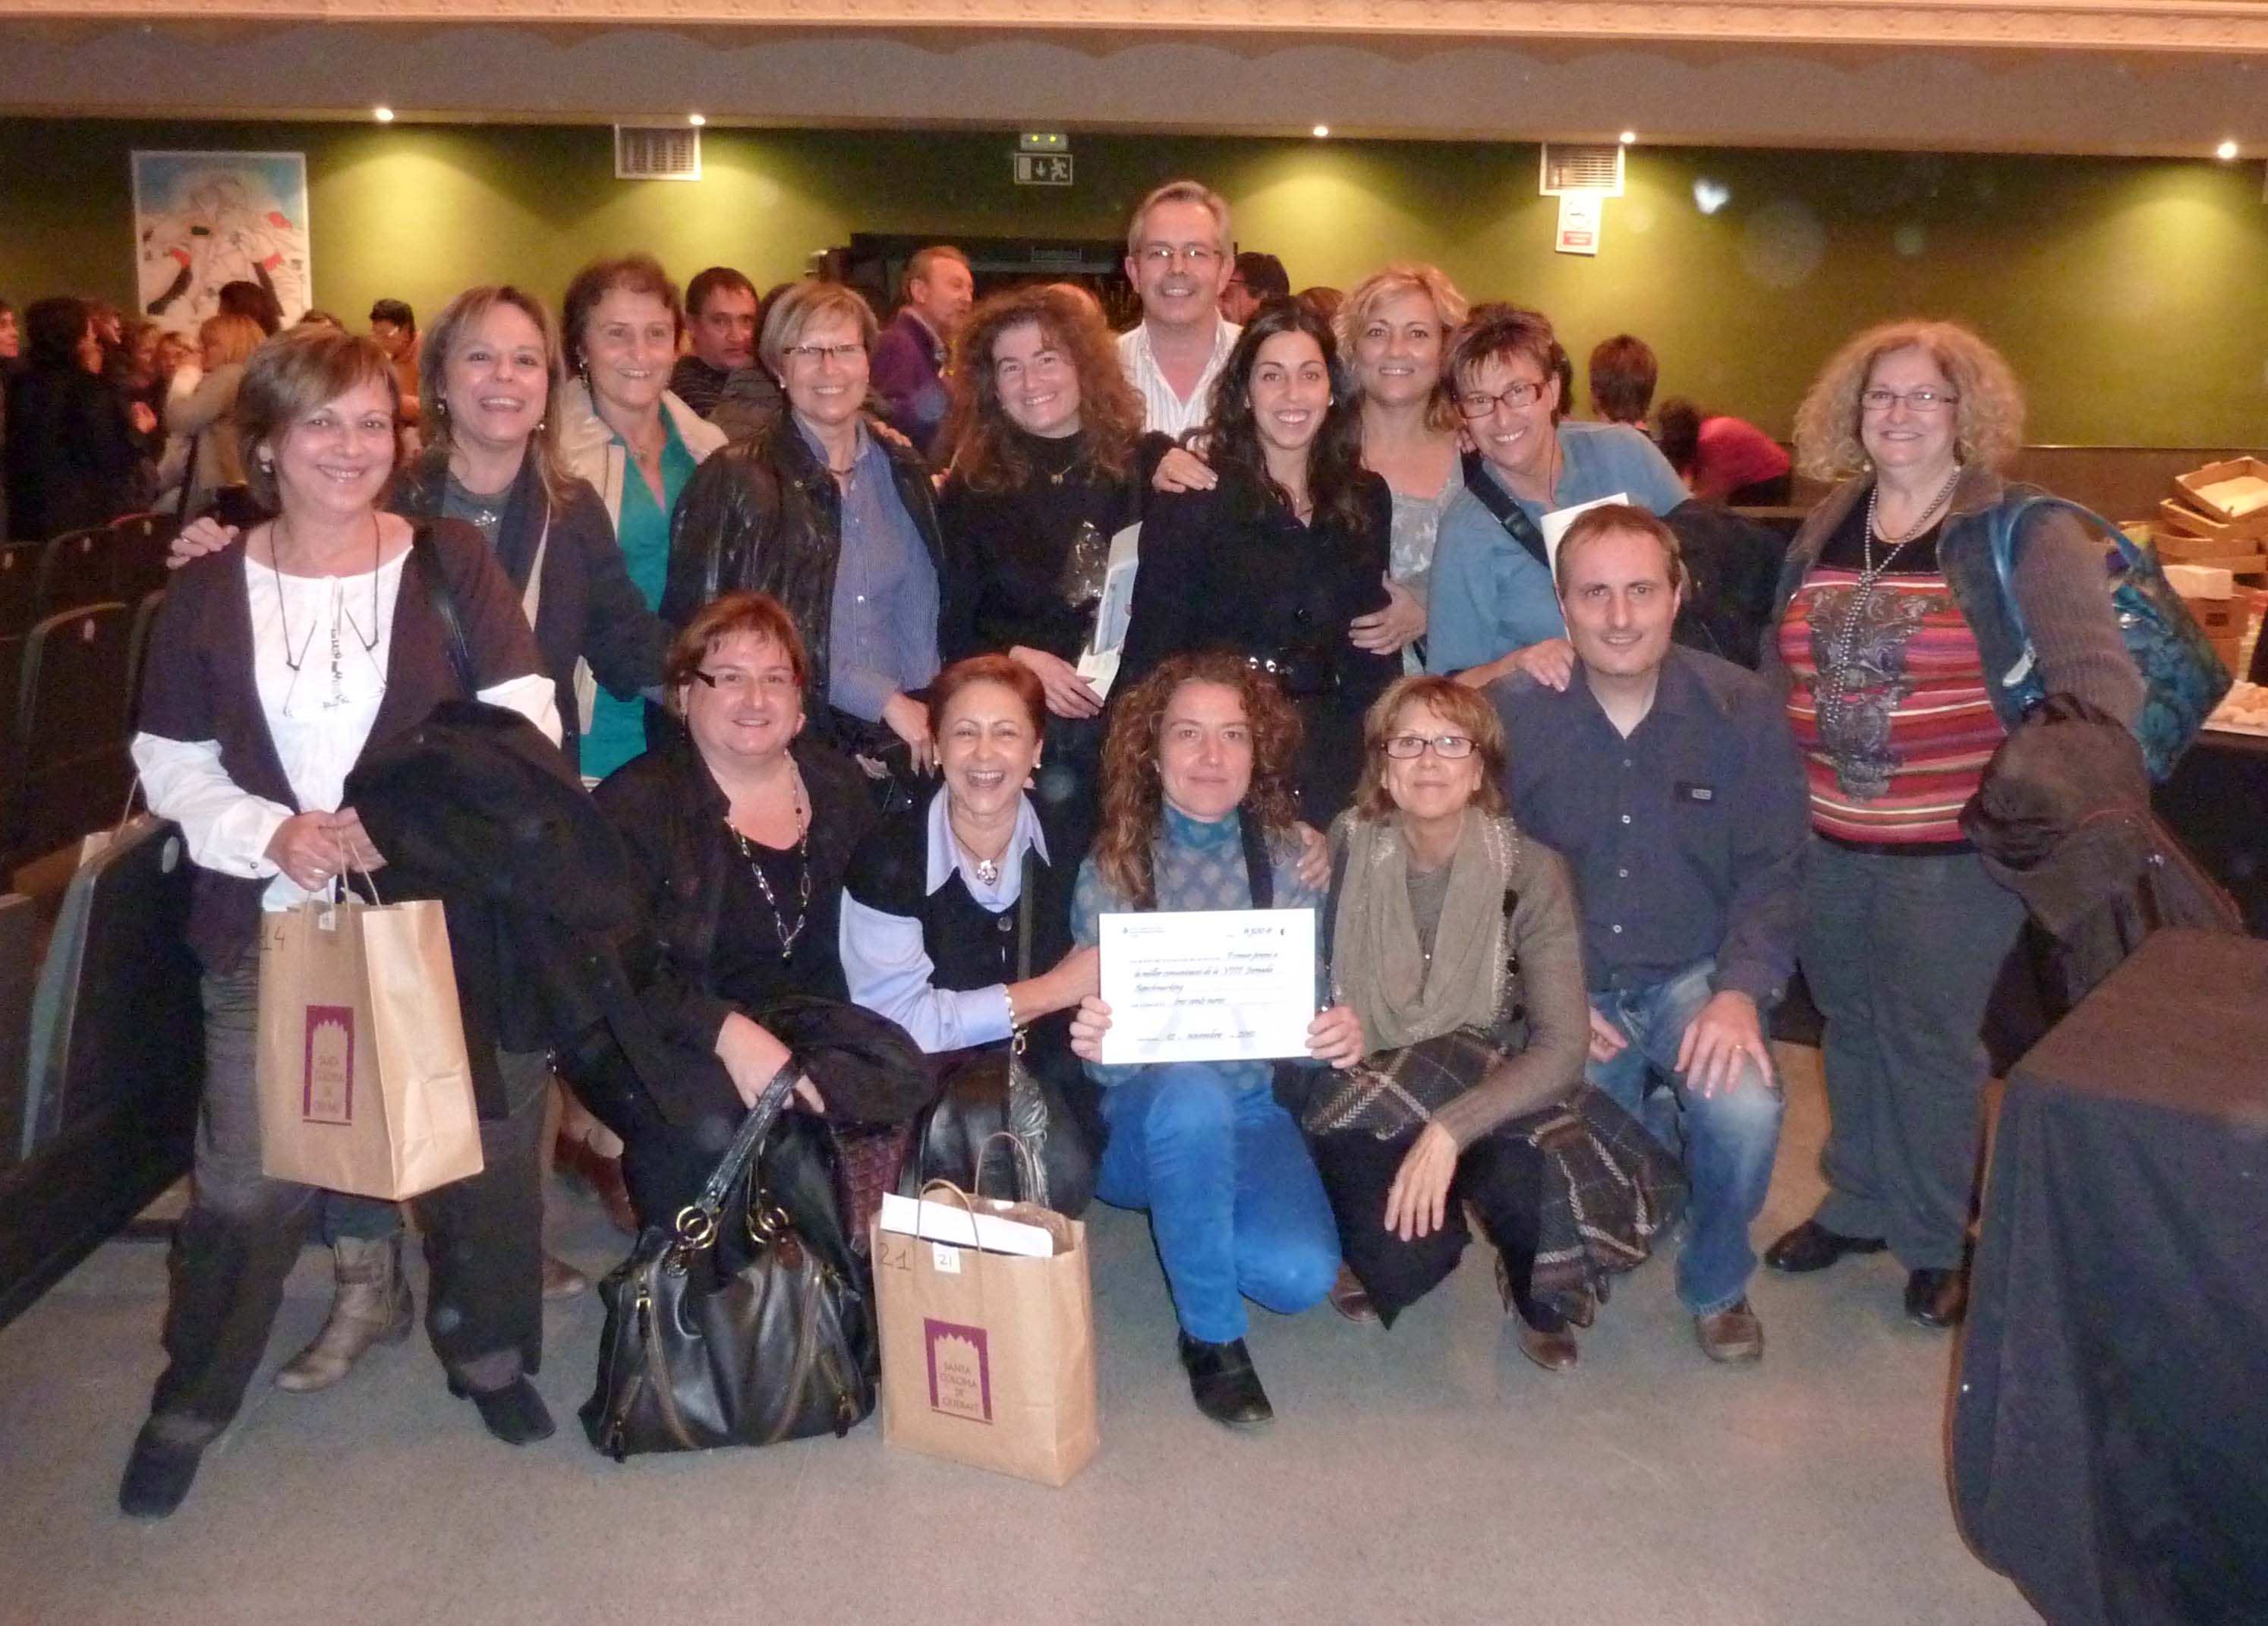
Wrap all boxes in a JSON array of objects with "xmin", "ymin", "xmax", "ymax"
[
  {"xmin": 1308, "ymin": 676, "xmax": 1681, "ymax": 1371},
  {"xmin": 588, "ymin": 592, "xmax": 871, "ymax": 1231},
  {"xmin": 839, "ymin": 654, "xmax": 1101, "ymax": 1199},
  {"xmin": 1066, "ymin": 653, "xmax": 1362, "ymax": 1428}
]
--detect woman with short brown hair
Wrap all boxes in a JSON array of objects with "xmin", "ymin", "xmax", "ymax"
[
  {"xmin": 1307, "ymin": 675, "xmax": 1677, "ymax": 1370},
  {"xmin": 121, "ymin": 326, "xmax": 562, "ymax": 1516}
]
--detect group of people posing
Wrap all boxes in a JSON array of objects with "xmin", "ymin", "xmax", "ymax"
[{"xmin": 110, "ymin": 175, "xmax": 2140, "ymax": 1519}]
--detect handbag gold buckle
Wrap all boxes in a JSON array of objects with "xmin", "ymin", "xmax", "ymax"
[{"xmin": 675, "ymin": 1205, "xmax": 717, "ymax": 1250}]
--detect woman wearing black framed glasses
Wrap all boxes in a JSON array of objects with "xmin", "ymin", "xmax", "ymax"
[
  {"xmin": 1424, "ymin": 304, "xmax": 1688, "ymax": 688},
  {"xmin": 1303, "ymin": 674, "xmax": 1681, "ymax": 1369}
]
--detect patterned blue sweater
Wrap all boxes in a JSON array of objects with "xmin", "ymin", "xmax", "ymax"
[{"xmin": 1070, "ymin": 805, "xmax": 1321, "ymax": 1092}]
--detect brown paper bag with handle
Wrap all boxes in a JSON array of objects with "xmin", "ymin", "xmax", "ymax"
[
  {"xmin": 872, "ymin": 1170, "xmax": 1098, "ymax": 1486},
  {"xmin": 255, "ymin": 893, "xmax": 485, "ymax": 1200}
]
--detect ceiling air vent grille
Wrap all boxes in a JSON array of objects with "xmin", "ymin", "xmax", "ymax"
[
  {"xmin": 1539, "ymin": 143, "xmax": 1624, "ymax": 197},
  {"xmin": 615, "ymin": 125, "xmax": 702, "ymax": 182}
]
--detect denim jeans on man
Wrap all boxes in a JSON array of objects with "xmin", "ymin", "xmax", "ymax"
[
  {"xmin": 1586, "ymin": 957, "xmax": 1784, "ymax": 1316},
  {"xmin": 1095, "ymin": 1061, "xmax": 1340, "ymax": 1344}
]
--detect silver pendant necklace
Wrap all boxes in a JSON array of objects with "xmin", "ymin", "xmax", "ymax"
[{"xmin": 1820, "ymin": 465, "xmax": 1961, "ymax": 735}]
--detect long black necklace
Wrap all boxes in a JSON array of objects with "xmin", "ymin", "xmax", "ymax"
[
  {"xmin": 729, "ymin": 820, "xmax": 811, "ymax": 960},
  {"xmin": 1819, "ymin": 464, "xmax": 1962, "ymax": 736},
  {"xmin": 272, "ymin": 512, "xmax": 383, "ymax": 711}
]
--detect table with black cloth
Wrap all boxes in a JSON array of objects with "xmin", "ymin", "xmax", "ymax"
[
  {"xmin": 1951, "ymin": 928, "xmax": 2268, "ymax": 1626},
  {"xmin": 2155, "ymin": 729, "xmax": 2268, "ymax": 937}
]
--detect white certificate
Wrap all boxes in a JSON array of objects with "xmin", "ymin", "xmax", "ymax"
[{"xmin": 1097, "ymin": 908, "xmax": 1316, "ymax": 1067}]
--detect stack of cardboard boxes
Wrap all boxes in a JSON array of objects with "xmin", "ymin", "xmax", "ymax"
[{"xmin": 2153, "ymin": 457, "xmax": 2268, "ymax": 678}]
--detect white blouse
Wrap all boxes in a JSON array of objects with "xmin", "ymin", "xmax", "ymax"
[{"xmin": 133, "ymin": 550, "xmax": 559, "ymax": 910}]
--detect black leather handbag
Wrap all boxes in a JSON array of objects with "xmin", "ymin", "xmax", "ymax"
[
  {"xmin": 581, "ymin": 1065, "xmax": 878, "ymax": 1461},
  {"xmin": 897, "ymin": 852, "xmax": 1094, "ymax": 1215}
]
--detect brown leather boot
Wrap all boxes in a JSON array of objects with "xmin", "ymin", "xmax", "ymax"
[{"xmin": 275, "ymin": 1234, "xmax": 414, "ymax": 1392}]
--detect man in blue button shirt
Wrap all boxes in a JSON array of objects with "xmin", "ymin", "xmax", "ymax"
[{"xmin": 1489, "ymin": 503, "xmax": 1807, "ymax": 1363}]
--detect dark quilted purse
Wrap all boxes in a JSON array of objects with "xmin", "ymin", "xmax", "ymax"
[{"xmin": 581, "ymin": 1065, "xmax": 877, "ymax": 1460}]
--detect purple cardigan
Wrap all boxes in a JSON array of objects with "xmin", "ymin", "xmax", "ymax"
[{"xmin": 136, "ymin": 518, "xmax": 543, "ymax": 975}]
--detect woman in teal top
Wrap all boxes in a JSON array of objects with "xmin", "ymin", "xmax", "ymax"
[{"xmin": 556, "ymin": 253, "xmax": 728, "ymax": 780}]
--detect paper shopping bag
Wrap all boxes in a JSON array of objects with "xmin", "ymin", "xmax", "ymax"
[
  {"xmin": 256, "ymin": 895, "xmax": 484, "ymax": 1200},
  {"xmin": 872, "ymin": 1187, "xmax": 1098, "ymax": 1486}
]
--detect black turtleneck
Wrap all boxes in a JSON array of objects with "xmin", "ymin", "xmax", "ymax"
[{"xmin": 937, "ymin": 426, "xmax": 1170, "ymax": 663}]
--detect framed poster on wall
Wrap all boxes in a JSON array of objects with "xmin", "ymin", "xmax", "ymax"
[{"xmin": 131, "ymin": 150, "xmax": 312, "ymax": 335}]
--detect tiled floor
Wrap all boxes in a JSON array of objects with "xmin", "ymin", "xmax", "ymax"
[{"xmin": 0, "ymin": 1045, "xmax": 2037, "ymax": 1625}]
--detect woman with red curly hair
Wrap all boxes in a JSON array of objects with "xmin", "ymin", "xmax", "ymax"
[{"xmin": 1066, "ymin": 652, "xmax": 1364, "ymax": 1429}]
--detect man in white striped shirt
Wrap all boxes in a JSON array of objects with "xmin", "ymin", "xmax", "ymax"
[{"xmin": 1117, "ymin": 179, "xmax": 1241, "ymax": 440}]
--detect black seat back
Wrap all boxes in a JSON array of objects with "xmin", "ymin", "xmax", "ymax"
[
  {"xmin": 107, "ymin": 512, "xmax": 179, "ymax": 606},
  {"xmin": 5, "ymin": 603, "xmax": 132, "ymax": 865},
  {"xmin": 32, "ymin": 527, "xmax": 112, "ymax": 620}
]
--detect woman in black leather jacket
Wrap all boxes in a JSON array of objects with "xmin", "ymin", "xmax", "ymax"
[{"xmin": 663, "ymin": 281, "xmax": 945, "ymax": 797}]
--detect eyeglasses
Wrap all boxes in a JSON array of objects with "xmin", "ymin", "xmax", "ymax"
[
  {"xmin": 1384, "ymin": 733, "xmax": 1477, "ymax": 760},
  {"xmin": 1455, "ymin": 380, "xmax": 1546, "ymax": 418},
  {"xmin": 783, "ymin": 342, "xmax": 864, "ymax": 365},
  {"xmin": 1860, "ymin": 387, "xmax": 1959, "ymax": 414},
  {"xmin": 1136, "ymin": 244, "xmax": 1222, "ymax": 269}
]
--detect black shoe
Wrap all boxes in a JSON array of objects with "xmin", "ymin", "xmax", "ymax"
[
  {"xmin": 449, "ymin": 1375, "xmax": 556, "ymax": 1445},
  {"xmin": 1904, "ymin": 1268, "xmax": 1967, "ymax": 1330},
  {"xmin": 118, "ymin": 1426, "xmax": 203, "ymax": 1519},
  {"xmin": 1176, "ymin": 1333, "xmax": 1274, "ymax": 1429},
  {"xmin": 1766, "ymin": 1219, "xmax": 1889, "ymax": 1274}
]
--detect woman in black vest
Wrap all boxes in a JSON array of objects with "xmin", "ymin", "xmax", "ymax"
[{"xmin": 839, "ymin": 654, "xmax": 1101, "ymax": 1182}]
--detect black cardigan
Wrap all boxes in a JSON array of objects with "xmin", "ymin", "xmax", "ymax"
[
  {"xmin": 936, "ymin": 429, "xmax": 1173, "ymax": 663},
  {"xmin": 4, "ymin": 364, "xmax": 147, "ymax": 540},
  {"xmin": 590, "ymin": 733, "xmax": 876, "ymax": 1121},
  {"xmin": 135, "ymin": 518, "xmax": 544, "ymax": 975},
  {"xmin": 394, "ymin": 452, "xmax": 669, "ymax": 771}
]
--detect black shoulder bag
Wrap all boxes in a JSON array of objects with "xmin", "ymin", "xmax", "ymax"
[
  {"xmin": 581, "ymin": 1061, "xmax": 877, "ymax": 1460},
  {"xmin": 898, "ymin": 850, "xmax": 1096, "ymax": 1215}
]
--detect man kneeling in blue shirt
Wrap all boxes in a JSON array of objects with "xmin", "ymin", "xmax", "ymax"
[{"xmin": 1488, "ymin": 503, "xmax": 1807, "ymax": 1362}]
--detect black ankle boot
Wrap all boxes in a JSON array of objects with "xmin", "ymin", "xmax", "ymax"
[
  {"xmin": 118, "ymin": 1424, "xmax": 204, "ymax": 1519},
  {"xmin": 448, "ymin": 1375, "xmax": 556, "ymax": 1445},
  {"xmin": 1177, "ymin": 1332, "xmax": 1274, "ymax": 1429}
]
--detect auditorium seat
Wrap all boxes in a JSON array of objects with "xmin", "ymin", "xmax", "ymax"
[
  {"xmin": 124, "ymin": 588, "xmax": 165, "ymax": 726},
  {"xmin": 0, "ymin": 541, "xmax": 39, "ymax": 684},
  {"xmin": 107, "ymin": 512, "xmax": 179, "ymax": 605},
  {"xmin": 4, "ymin": 602, "xmax": 132, "ymax": 868},
  {"xmin": 31, "ymin": 526, "xmax": 112, "ymax": 621}
]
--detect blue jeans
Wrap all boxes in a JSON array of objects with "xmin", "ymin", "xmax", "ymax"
[
  {"xmin": 1587, "ymin": 959, "xmax": 1784, "ymax": 1316},
  {"xmin": 1095, "ymin": 1063, "xmax": 1340, "ymax": 1344}
]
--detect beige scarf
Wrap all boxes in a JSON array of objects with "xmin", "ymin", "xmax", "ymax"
[{"xmin": 1332, "ymin": 807, "xmax": 1521, "ymax": 1053}]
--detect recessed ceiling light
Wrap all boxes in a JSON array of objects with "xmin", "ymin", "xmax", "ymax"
[
  {"xmin": 1312, "ymin": 124, "xmax": 1330, "ymax": 138},
  {"xmin": 373, "ymin": 106, "xmax": 395, "ymax": 123},
  {"xmin": 2215, "ymin": 138, "xmax": 2238, "ymax": 161},
  {"xmin": 1619, "ymin": 130, "xmax": 1637, "ymax": 144},
  {"xmin": 688, "ymin": 113, "xmax": 707, "ymax": 127}
]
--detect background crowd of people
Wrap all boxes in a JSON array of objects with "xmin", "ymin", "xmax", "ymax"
[{"xmin": 0, "ymin": 174, "xmax": 2148, "ymax": 1520}]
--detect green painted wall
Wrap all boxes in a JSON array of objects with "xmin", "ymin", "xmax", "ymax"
[{"xmin": 2, "ymin": 118, "xmax": 2261, "ymax": 446}]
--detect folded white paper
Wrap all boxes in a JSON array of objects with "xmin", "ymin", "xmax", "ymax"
[{"xmin": 877, "ymin": 1192, "xmax": 1057, "ymax": 1258}]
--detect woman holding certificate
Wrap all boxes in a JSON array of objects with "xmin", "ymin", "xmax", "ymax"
[
  {"xmin": 1116, "ymin": 301, "xmax": 1398, "ymax": 826},
  {"xmin": 1305, "ymin": 676, "xmax": 1683, "ymax": 1371},
  {"xmin": 936, "ymin": 284, "xmax": 1172, "ymax": 862},
  {"xmin": 1066, "ymin": 652, "xmax": 1365, "ymax": 1429}
]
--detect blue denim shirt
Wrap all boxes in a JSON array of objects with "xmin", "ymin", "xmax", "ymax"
[
  {"xmin": 802, "ymin": 420, "xmax": 942, "ymax": 722},
  {"xmin": 1493, "ymin": 645, "xmax": 1810, "ymax": 1003}
]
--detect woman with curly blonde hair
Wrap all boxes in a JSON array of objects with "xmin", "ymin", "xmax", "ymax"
[
  {"xmin": 936, "ymin": 283, "xmax": 1170, "ymax": 859},
  {"xmin": 1758, "ymin": 319, "xmax": 2139, "ymax": 1331},
  {"xmin": 1067, "ymin": 652, "xmax": 1362, "ymax": 1429}
]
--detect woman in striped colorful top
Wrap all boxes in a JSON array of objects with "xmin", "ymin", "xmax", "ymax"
[{"xmin": 1758, "ymin": 320, "xmax": 2139, "ymax": 1332}]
